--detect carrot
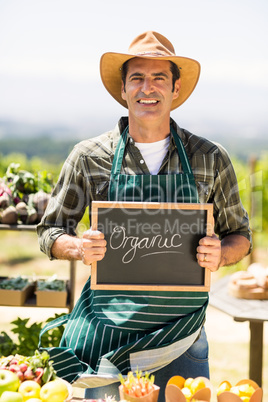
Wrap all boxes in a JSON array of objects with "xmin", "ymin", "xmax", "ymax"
[{"xmin": 119, "ymin": 369, "xmax": 155, "ymax": 396}]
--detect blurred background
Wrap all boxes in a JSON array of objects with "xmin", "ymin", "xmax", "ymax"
[
  {"xmin": 0, "ymin": 1, "xmax": 267, "ymax": 399},
  {"xmin": 0, "ymin": 0, "xmax": 268, "ymax": 158}
]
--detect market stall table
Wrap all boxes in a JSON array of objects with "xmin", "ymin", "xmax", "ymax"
[{"xmin": 209, "ymin": 275, "xmax": 268, "ymax": 387}]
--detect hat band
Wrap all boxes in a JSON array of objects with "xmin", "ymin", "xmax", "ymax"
[{"xmin": 135, "ymin": 51, "xmax": 174, "ymax": 57}]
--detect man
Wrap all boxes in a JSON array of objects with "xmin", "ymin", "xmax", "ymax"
[{"xmin": 37, "ymin": 31, "xmax": 251, "ymax": 401}]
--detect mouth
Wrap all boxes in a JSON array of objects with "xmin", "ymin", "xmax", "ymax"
[{"xmin": 137, "ymin": 99, "xmax": 159, "ymax": 105}]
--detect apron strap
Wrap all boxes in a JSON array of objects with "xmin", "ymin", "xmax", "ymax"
[
  {"xmin": 170, "ymin": 126, "xmax": 194, "ymax": 176},
  {"xmin": 110, "ymin": 125, "xmax": 195, "ymax": 177},
  {"xmin": 110, "ymin": 126, "xmax": 129, "ymax": 175}
]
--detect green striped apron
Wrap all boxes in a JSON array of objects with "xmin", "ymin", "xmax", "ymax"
[{"xmin": 39, "ymin": 126, "xmax": 209, "ymax": 388}]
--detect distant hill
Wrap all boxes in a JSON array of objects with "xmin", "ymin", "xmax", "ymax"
[
  {"xmin": 0, "ymin": 120, "xmax": 85, "ymax": 163},
  {"xmin": 0, "ymin": 136, "xmax": 76, "ymax": 163},
  {"xmin": 211, "ymin": 135, "xmax": 268, "ymax": 161},
  {"xmin": 0, "ymin": 119, "xmax": 267, "ymax": 163}
]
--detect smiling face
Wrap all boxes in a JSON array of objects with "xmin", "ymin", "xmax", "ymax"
[{"xmin": 121, "ymin": 58, "xmax": 180, "ymax": 136}]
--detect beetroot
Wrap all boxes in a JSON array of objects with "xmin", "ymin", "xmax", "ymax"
[{"xmin": 0, "ymin": 182, "xmax": 12, "ymax": 209}]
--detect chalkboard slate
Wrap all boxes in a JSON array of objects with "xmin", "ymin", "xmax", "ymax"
[{"xmin": 91, "ymin": 201, "xmax": 213, "ymax": 291}]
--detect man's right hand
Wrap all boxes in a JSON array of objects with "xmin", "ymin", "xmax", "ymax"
[{"xmin": 80, "ymin": 228, "xmax": 107, "ymax": 265}]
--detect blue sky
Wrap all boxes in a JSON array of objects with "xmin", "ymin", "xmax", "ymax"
[{"xmin": 0, "ymin": 0, "xmax": 267, "ymax": 139}]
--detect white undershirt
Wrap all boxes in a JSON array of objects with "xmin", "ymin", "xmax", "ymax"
[{"xmin": 135, "ymin": 136, "xmax": 170, "ymax": 175}]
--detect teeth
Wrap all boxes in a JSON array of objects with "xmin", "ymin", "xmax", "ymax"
[{"xmin": 139, "ymin": 99, "xmax": 158, "ymax": 104}]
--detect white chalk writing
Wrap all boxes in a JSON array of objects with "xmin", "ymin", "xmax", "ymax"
[{"xmin": 109, "ymin": 226, "xmax": 183, "ymax": 264}]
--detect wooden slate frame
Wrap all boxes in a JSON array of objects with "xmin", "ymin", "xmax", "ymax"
[{"xmin": 91, "ymin": 201, "xmax": 213, "ymax": 291}]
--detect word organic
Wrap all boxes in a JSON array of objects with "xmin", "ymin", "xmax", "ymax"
[{"xmin": 109, "ymin": 225, "xmax": 183, "ymax": 264}]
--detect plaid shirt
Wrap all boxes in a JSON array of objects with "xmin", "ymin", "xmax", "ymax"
[{"xmin": 37, "ymin": 117, "xmax": 252, "ymax": 259}]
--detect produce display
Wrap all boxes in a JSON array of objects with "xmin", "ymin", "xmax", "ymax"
[
  {"xmin": 0, "ymin": 277, "xmax": 30, "ymax": 291},
  {"xmin": 0, "ymin": 275, "xmax": 66, "ymax": 293},
  {"xmin": 36, "ymin": 276, "xmax": 66, "ymax": 292},
  {"xmin": 0, "ymin": 354, "xmax": 263, "ymax": 402},
  {"xmin": 0, "ymin": 163, "xmax": 53, "ymax": 225},
  {"xmin": 0, "ymin": 351, "xmax": 56, "ymax": 386},
  {"xmin": 0, "ymin": 351, "xmax": 70, "ymax": 401},
  {"xmin": 0, "ymin": 275, "xmax": 68, "ymax": 309}
]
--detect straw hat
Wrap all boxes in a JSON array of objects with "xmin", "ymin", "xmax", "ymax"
[{"xmin": 100, "ymin": 31, "xmax": 200, "ymax": 110}]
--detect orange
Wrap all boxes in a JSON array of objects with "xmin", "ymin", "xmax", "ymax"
[{"xmin": 167, "ymin": 376, "xmax": 185, "ymax": 389}]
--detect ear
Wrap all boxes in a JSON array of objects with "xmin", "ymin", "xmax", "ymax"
[
  {"xmin": 172, "ymin": 78, "xmax": 181, "ymax": 100},
  {"xmin": 121, "ymin": 80, "xmax": 126, "ymax": 100}
]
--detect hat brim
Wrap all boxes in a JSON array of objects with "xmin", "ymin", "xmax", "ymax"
[{"xmin": 100, "ymin": 52, "xmax": 200, "ymax": 110}]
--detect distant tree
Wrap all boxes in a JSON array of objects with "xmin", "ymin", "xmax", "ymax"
[{"xmin": 0, "ymin": 137, "xmax": 76, "ymax": 164}]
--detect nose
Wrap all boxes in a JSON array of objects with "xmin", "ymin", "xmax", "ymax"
[{"xmin": 141, "ymin": 77, "xmax": 154, "ymax": 95}]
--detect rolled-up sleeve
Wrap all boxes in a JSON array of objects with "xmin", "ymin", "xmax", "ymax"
[
  {"xmin": 211, "ymin": 144, "xmax": 252, "ymax": 248},
  {"xmin": 37, "ymin": 146, "xmax": 89, "ymax": 259}
]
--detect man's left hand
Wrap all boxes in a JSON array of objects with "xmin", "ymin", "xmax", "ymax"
[{"xmin": 196, "ymin": 233, "xmax": 221, "ymax": 272}]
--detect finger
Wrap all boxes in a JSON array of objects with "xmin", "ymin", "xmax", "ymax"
[
  {"xmin": 196, "ymin": 250, "xmax": 221, "ymax": 272},
  {"xmin": 83, "ymin": 227, "xmax": 105, "ymax": 240},
  {"xmin": 196, "ymin": 244, "xmax": 212, "ymax": 255},
  {"xmin": 196, "ymin": 252, "xmax": 209, "ymax": 263},
  {"xmin": 84, "ymin": 247, "xmax": 107, "ymax": 258},
  {"xmin": 199, "ymin": 233, "xmax": 219, "ymax": 246},
  {"xmin": 81, "ymin": 243, "xmax": 107, "ymax": 265},
  {"xmin": 81, "ymin": 251, "xmax": 106, "ymax": 266},
  {"xmin": 83, "ymin": 238, "xmax": 107, "ymax": 249}
]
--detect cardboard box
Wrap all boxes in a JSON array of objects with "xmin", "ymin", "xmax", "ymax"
[
  {"xmin": 36, "ymin": 289, "xmax": 68, "ymax": 307},
  {"xmin": 0, "ymin": 280, "xmax": 34, "ymax": 306},
  {"xmin": 36, "ymin": 278, "xmax": 68, "ymax": 307}
]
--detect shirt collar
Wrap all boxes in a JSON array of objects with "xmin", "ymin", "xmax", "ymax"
[{"xmin": 112, "ymin": 116, "xmax": 184, "ymax": 151}]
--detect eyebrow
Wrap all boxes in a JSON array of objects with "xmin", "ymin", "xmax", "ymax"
[{"xmin": 128, "ymin": 72, "xmax": 169, "ymax": 79}]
